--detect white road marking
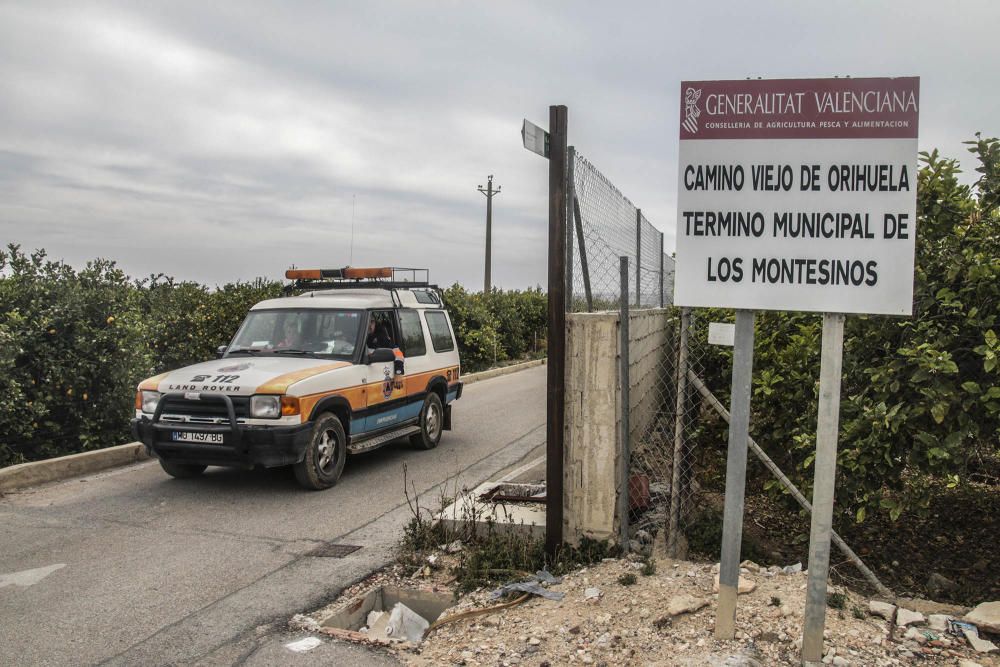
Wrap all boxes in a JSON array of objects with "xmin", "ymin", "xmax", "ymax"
[{"xmin": 0, "ymin": 563, "xmax": 66, "ymax": 588}]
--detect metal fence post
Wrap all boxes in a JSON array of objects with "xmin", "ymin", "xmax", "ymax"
[
  {"xmin": 667, "ymin": 307, "xmax": 690, "ymax": 557},
  {"xmin": 566, "ymin": 146, "xmax": 576, "ymax": 304},
  {"xmin": 635, "ymin": 209, "xmax": 642, "ymax": 307},
  {"xmin": 659, "ymin": 235, "xmax": 665, "ymax": 308},
  {"xmin": 545, "ymin": 105, "xmax": 568, "ymax": 558},
  {"xmin": 618, "ymin": 256, "xmax": 631, "ymax": 549},
  {"xmin": 572, "ymin": 196, "xmax": 593, "ymax": 312}
]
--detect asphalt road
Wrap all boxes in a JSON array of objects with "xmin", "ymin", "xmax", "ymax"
[{"xmin": 0, "ymin": 365, "xmax": 546, "ymax": 666}]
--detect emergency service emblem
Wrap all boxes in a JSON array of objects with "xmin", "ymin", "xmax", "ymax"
[{"xmin": 382, "ymin": 367, "xmax": 393, "ymax": 400}]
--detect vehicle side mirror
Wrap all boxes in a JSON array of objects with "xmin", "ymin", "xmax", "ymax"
[
  {"xmin": 216, "ymin": 345, "xmax": 227, "ymax": 358},
  {"xmin": 368, "ymin": 347, "xmax": 395, "ymax": 364}
]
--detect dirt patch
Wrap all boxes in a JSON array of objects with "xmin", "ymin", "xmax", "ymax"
[{"xmin": 403, "ymin": 556, "xmax": 999, "ymax": 666}]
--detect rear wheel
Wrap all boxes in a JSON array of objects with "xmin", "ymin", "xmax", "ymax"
[
  {"xmin": 410, "ymin": 392, "xmax": 444, "ymax": 450},
  {"xmin": 294, "ymin": 413, "xmax": 347, "ymax": 490},
  {"xmin": 159, "ymin": 460, "xmax": 207, "ymax": 479}
]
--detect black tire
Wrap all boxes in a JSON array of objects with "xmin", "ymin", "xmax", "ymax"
[
  {"xmin": 159, "ymin": 460, "xmax": 207, "ymax": 479},
  {"xmin": 410, "ymin": 392, "xmax": 444, "ymax": 450},
  {"xmin": 294, "ymin": 413, "xmax": 347, "ymax": 490}
]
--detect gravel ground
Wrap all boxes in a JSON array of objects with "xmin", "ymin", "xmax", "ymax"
[{"xmin": 298, "ymin": 554, "xmax": 999, "ymax": 666}]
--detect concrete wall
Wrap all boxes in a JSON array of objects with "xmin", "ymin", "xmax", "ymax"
[{"xmin": 563, "ymin": 308, "xmax": 673, "ymax": 546}]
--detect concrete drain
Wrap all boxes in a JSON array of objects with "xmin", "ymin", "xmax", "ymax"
[
  {"xmin": 322, "ymin": 585, "xmax": 456, "ymax": 643},
  {"xmin": 307, "ymin": 543, "xmax": 362, "ymax": 558}
]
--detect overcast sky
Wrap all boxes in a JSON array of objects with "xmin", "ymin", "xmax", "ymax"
[{"xmin": 1, "ymin": 1, "xmax": 997, "ymax": 289}]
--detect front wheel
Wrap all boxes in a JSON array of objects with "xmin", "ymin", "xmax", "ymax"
[
  {"xmin": 410, "ymin": 392, "xmax": 444, "ymax": 450},
  {"xmin": 294, "ymin": 413, "xmax": 347, "ymax": 490},
  {"xmin": 159, "ymin": 460, "xmax": 207, "ymax": 479}
]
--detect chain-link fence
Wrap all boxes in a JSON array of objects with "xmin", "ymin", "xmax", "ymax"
[
  {"xmin": 566, "ymin": 148, "xmax": 705, "ymax": 555},
  {"xmin": 567, "ymin": 149, "xmax": 673, "ymax": 312}
]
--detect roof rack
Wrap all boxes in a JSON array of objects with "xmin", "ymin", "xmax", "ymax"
[{"xmin": 283, "ymin": 266, "xmax": 439, "ymax": 297}]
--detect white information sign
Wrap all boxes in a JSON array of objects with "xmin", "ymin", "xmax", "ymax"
[
  {"xmin": 708, "ymin": 322, "xmax": 736, "ymax": 347},
  {"xmin": 673, "ymin": 77, "xmax": 920, "ymax": 315}
]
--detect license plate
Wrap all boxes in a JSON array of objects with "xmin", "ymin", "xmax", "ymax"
[{"xmin": 172, "ymin": 431, "xmax": 224, "ymax": 444}]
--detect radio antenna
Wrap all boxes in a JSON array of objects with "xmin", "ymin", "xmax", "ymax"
[{"xmin": 350, "ymin": 194, "xmax": 356, "ymax": 265}]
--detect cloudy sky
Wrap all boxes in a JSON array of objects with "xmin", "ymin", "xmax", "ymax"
[{"xmin": 1, "ymin": 1, "xmax": 997, "ymax": 289}]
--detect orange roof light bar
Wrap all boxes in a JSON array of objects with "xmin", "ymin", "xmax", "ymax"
[
  {"xmin": 285, "ymin": 267, "xmax": 395, "ymax": 281},
  {"xmin": 285, "ymin": 269, "xmax": 324, "ymax": 280},
  {"xmin": 343, "ymin": 267, "xmax": 393, "ymax": 279}
]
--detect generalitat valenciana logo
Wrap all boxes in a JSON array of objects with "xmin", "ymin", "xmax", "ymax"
[{"xmin": 682, "ymin": 87, "xmax": 702, "ymax": 134}]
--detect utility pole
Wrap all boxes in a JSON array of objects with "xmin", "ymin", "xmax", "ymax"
[{"xmin": 478, "ymin": 174, "xmax": 501, "ymax": 293}]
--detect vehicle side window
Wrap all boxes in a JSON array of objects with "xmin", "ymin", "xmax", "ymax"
[
  {"xmin": 367, "ymin": 310, "xmax": 398, "ymax": 349},
  {"xmin": 398, "ymin": 310, "xmax": 426, "ymax": 356},
  {"xmin": 424, "ymin": 311, "xmax": 454, "ymax": 353}
]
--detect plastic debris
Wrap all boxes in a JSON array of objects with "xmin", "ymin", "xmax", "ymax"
[
  {"xmin": 534, "ymin": 569, "xmax": 562, "ymax": 585},
  {"xmin": 489, "ymin": 569, "xmax": 565, "ymax": 602},
  {"xmin": 284, "ymin": 636, "xmax": 323, "ymax": 653},
  {"xmin": 584, "ymin": 587, "xmax": 601, "ymax": 600},
  {"xmin": 384, "ymin": 602, "xmax": 430, "ymax": 642},
  {"xmin": 490, "ymin": 581, "xmax": 565, "ymax": 601}
]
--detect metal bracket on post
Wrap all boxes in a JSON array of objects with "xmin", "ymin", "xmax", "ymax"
[
  {"xmin": 618, "ymin": 256, "xmax": 631, "ymax": 549},
  {"xmin": 715, "ymin": 309, "xmax": 756, "ymax": 640},
  {"xmin": 801, "ymin": 312, "xmax": 846, "ymax": 665}
]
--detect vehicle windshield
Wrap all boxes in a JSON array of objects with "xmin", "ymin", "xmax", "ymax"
[{"xmin": 226, "ymin": 309, "xmax": 362, "ymax": 359}]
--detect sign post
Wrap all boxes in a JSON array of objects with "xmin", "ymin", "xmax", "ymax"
[
  {"xmin": 715, "ymin": 308, "xmax": 755, "ymax": 639},
  {"xmin": 802, "ymin": 312, "xmax": 846, "ymax": 663},
  {"xmin": 672, "ymin": 76, "xmax": 920, "ymax": 661}
]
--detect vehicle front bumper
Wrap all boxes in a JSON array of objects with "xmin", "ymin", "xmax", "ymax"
[{"xmin": 131, "ymin": 392, "xmax": 313, "ymax": 468}]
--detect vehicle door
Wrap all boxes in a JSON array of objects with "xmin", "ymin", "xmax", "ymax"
[{"xmin": 363, "ymin": 309, "xmax": 407, "ymax": 432}]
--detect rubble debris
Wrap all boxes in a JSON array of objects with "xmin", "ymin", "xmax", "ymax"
[
  {"xmin": 868, "ymin": 600, "xmax": 896, "ymax": 620},
  {"xmin": 666, "ymin": 594, "xmax": 710, "ymax": 616},
  {"xmin": 966, "ymin": 601, "xmax": 1000, "ymax": 634},
  {"xmin": 896, "ymin": 608, "xmax": 926, "ymax": 627}
]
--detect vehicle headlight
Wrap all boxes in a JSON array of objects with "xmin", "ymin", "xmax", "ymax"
[
  {"xmin": 251, "ymin": 395, "xmax": 281, "ymax": 419},
  {"xmin": 141, "ymin": 390, "xmax": 161, "ymax": 414}
]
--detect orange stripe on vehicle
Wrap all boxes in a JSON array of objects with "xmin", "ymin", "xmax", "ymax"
[
  {"xmin": 255, "ymin": 362, "xmax": 351, "ymax": 394},
  {"xmin": 138, "ymin": 372, "xmax": 171, "ymax": 391},
  {"xmin": 292, "ymin": 365, "xmax": 461, "ymax": 423},
  {"xmin": 297, "ymin": 385, "xmax": 367, "ymax": 422}
]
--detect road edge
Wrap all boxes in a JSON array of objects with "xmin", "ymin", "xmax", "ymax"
[
  {"xmin": 0, "ymin": 442, "xmax": 150, "ymax": 494},
  {"xmin": 462, "ymin": 357, "xmax": 546, "ymax": 385},
  {"xmin": 0, "ymin": 357, "xmax": 547, "ymax": 493}
]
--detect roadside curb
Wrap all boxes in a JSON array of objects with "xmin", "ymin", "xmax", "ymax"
[
  {"xmin": 0, "ymin": 443, "xmax": 149, "ymax": 494},
  {"xmin": 0, "ymin": 358, "xmax": 546, "ymax": 494},
  {"xmin": 462, "ymin": 357, "xmax": 546, "ymax": 385}
]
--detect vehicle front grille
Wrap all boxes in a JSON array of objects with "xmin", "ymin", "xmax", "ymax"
[{"xmin": 159, "ymin": 396, "xmax": 250, "ymax": 422}]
